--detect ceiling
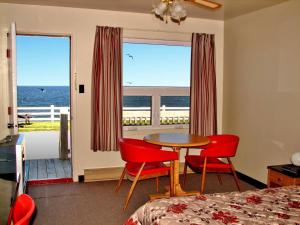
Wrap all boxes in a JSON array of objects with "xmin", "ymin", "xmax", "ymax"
[{"xmin": 0, "ymin": 0, "xmax": 289, "ymax": 20}]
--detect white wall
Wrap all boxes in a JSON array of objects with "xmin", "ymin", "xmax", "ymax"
[
  {"xmin": 0, "ymin": 3, "xmax": 224, "ymax": 181},
  {"xmin": 21, "ymin": 131, "xmax": 59, "ymax": 160},
  {"xmin": 223, "ymin": 0, "xmax": 300, "ymax": 183}
]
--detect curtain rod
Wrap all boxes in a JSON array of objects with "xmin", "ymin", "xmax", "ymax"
[
  {"xmin": 124, "ymin": 27, "xmax": 193, "ymax": 35},
  {"xmin": 123, "ymin": 27, "xmax": 193, "ymax": 43},
  {"xmin": 123, "ymin": 37, "xmax": 191, "ymax": 46}
]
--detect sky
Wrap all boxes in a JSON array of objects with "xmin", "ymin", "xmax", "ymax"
[
  {"xmin": 123, "ymin": 43, "xmax": 191, "ymax": 87},
  {"xmin": 16, "ymin": 36, "xmax": 191, "ymax": 87},
  {"xmin": 17, "ymin": 35, "xmax": 70, "ymax": 86}
]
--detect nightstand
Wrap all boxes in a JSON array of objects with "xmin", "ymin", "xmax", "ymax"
[{"xmin": 267, "ymin": 165, "xmax": 300, "ymax": 188}]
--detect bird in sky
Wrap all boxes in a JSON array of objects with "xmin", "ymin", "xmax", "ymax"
[{"xmin": 126, "ymin": 53, "xmax": 133, "ymax": 59}]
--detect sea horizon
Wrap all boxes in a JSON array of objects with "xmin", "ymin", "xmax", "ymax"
[{"xmin": 17, "ymin": 86, "xmax": 190, "ymax": 108}]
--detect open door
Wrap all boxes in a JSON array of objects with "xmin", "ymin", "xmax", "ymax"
[{"xmin": 8, "ymin": 22, "xmax": 18, "ymax": 134}]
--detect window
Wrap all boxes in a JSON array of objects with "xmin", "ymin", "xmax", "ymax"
[
  {"xmin": 160, "ymin": 96, "xmax": 190, "ymax": 125},
  {"xmin": 123, "ymin": 41, "xmax": 191, "ymax": 128},
  {"xmin": 123, "ymin": 96, "xmax": 151, "ymax": 126}
]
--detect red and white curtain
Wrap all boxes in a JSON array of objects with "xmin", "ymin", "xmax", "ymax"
[
  {"xmin": 91, "ymin": 26, "xmax": 123, "ymax": 151},
  {"xmin": 189, "ymin": 33, "xmax": 217, "ymax": 136}
]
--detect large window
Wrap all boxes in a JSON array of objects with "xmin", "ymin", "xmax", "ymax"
[{"xmin": 123, "ymin": 41, "xmax": 191, "ymax": 128}]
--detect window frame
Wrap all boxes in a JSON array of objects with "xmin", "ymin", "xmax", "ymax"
[{"xmin": 123, "ymin": 39, "xmax": 191, "ymax": 131}]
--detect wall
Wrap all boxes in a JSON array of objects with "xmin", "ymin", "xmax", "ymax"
[
  {"xmin": 21, "ymin": 131, "xmax": 59, "ymax": 160},
  {"xmin": 0, "ymin": 3, "xmax": 224, "ymax": 181},
  {"xmin": 223, "ymin": 0, "xmax": 300, "ymax": 183}
]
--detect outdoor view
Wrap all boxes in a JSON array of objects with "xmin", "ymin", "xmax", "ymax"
[
  {"xmin": 17, "ymin": 35, "xmax": 71, "ymax": 180},
  {"xmin": 123, "ymin": 42, "xmax": 191, "ymax": 126},
  {"xmin": 17, "ymin": 35, "xmax": 70, "ymax": 133},
  {"xmin": 16, "ymin": 39, "xmax": 190, "ymax": 180}
]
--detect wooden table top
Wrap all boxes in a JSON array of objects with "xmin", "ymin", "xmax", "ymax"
[{"xmin": 144, "ymin": 133, "xmax": 210, "ymax": 148}]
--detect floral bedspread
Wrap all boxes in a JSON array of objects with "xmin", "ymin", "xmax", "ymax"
[{"xmin": 124, "ymin": 186, "xmax": 300, "ymax": 225}]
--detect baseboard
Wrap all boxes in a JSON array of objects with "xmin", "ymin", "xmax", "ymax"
[
  {"xmin": 236, "ymin": 171, "xmax": 267, "ymax": 189},
  {"xmin": 84, "ymin": 167, "xmax": 125, "ymax": 182},
  {"xmin": 84, "ymin": 165, "xmax": 267, "ymax": 189},
  {"xmin": 84, "ymin": 163, "xmax": 193, "ymax": 182}
]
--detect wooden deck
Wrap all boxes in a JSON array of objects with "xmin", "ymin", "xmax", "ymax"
[{"xmin": 26, "ymin": 158, "xmax": 71, "ymax": 180}]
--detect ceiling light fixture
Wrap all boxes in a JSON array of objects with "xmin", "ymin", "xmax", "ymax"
[{"xmin": 152, "ymin": 0, "xmax": 187, "ymax": 25}]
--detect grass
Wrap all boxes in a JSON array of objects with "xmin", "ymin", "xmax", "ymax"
[
  {"xmin": 19, "ymin": 121, "xmax": 62, "ymax": 132},
  {"xmin": 19, "ymin": 120, "xmax": 189, "ymax": 132}
]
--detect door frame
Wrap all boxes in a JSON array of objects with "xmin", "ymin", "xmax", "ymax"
[
  {"xmin": 8, "ymin": 22, "xmax": 18, "ymax": 134},
  {"xmin": 15, "ymin": 32, "xmax": 75, "ymax": 178}
]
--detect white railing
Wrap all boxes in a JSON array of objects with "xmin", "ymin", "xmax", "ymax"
[
  {"xmin": 122, "ymin": 105, "xmax": 189, "ymax": 125},
  {"xmin": 18, "ymin": 105, "xmax": 70, "ymax": 122},
  {"xmin": 17, "ymin": 105, "xmax": 190, "ymax": 125}
]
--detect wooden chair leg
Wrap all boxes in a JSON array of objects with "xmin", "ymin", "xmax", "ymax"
[
  {"xmin": 227, "ymin": 158, "xmax": 241, "ymax": 191},
  {"xmin": 200, "ymin": 157, "xmax": 207, "ymax": 194},
  {"xmin": 123, "ymin": 163, "xmax": 145, "ymax": 211},
  {"xmin": 115, "ymin": 167, "xmax": 126, "ymax": 193},
  {"xmin": 169, "ymin": 161, "xmax": 174, "ymax": 197},
  {"xmin": 155, "ymin": 177, "xmax": 159, "ymax": 192},
  {"xmin": 183, "ymin": 161, "xmax": 188, "ymax": 187},
  {"xmin": 217, "ymin": 174, "xmax": 223, "ymax": 185}
]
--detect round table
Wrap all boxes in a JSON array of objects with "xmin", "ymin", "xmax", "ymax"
[{"xmin": 144, "ymin": 133, "xmax": 210, "ymax": 198}]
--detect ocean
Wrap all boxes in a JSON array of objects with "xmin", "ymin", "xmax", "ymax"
[
  {"xmin": 17, "ymin": 86, "xmax": 190, "ymax": 107},
  {"xmin": 18, "ymin": 86, "xmax": 70, "ymax": 107}
]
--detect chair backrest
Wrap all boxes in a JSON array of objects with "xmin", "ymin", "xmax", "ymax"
[
  {"xmin": 200, "ymin": 134, "xmax": 239, "ymax": 158},
  {"xmin": 9, "ymin": 194, "xmax": 35, "ymax": 225},
  {"xmin": 118, "ymin": 138, "xmax": 177, "ymax": 163}
]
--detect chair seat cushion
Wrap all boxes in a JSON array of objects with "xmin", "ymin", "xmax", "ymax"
[
  {"xmin": 185, "ymin": 155, "xmax": 231, "ymax": 173},
  {"xmin": 126, "ymin": 162, "xmax": 169, "ymax": 178}
]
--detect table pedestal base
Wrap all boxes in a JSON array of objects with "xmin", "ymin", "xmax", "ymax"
[
  {"xmin": 149, "ymin": 184, "xmax": 200, "ymax": 200},
  {"xmin": 144, "ymin": 133, "xmax": 210, "ymax": 201}
]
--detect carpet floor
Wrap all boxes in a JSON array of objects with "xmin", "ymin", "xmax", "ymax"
[{"xmin": 28, "ymin": 173, "xmax": 256, "ymax": 225}]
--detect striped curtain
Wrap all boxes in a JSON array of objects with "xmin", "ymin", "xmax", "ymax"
[
  {"xmin": 91, "ymin": 26, "xmax": 123, "ymax": 151},
  {"xmin": 189, "ymin": 33, "xmax": 217, "ymax": 136}
]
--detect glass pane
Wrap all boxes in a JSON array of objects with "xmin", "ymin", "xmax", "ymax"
[
  {"xmin": 160, "ymin": 96, "xmax": 190, "ymax": 125},
  {"xmin": 123, "ymin": 96, "xmax": 151, "ymax": 126},
  {"xmin": 123, "ymin": 43, "xmax": 191, "ymax": 87}
]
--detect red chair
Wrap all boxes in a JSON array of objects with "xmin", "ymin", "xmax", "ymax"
[
  {"xmin": 183, "ymin": 134, "xmax": 241, "ymax": 193},
  {"xmin": 116, "ymin": 138, "xmax": 178, "ymax": 210},
  {"xmin": 7, "ymin": 194, "xmax": 35, "ymax": 225}
]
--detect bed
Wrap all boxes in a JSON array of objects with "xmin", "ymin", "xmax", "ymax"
[{"xmin": 124, "ymin": 186, "xmax": 300, "ymax": 225}]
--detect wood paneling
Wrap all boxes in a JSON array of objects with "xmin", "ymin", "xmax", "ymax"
[{"xmin": 27, "ymin": 158, "xmax": 71, "ymax": 180}]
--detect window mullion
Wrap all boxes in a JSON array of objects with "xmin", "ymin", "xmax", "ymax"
[{"xmin": 152, "ymin": 93, "xmax": 160, "ymax": 127}]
